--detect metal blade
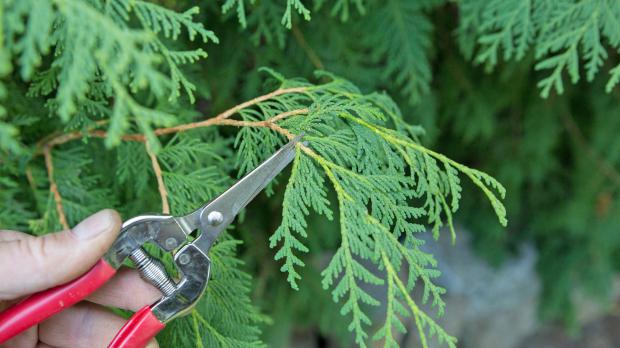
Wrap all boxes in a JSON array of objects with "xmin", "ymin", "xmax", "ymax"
[{"xmin": 180, "ymin": 135, "xmax": 302, "ymax": 252}]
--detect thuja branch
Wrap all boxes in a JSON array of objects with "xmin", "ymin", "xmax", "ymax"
[
  {"xmin": 35, "ymin": 87, "xmax": 310, "ymax": 226},
  {"xmin": 337, "ymin": 113, "xmax": 507, "ymax": 226},
  {"xmin": 36, "ymin": 91, "xmax": 309, "ymax": 150},
  {"xmin": 146, "ymin": 142, "xmax": 170, "ymax": 214},
  {"xmin": 152, "ymin": 87, "xmax": 308, "ymax": 136},
  {"xmin": 292, "ymin": 25, "xmax": 324, "ymax": 70},
  {"xmin": 43, "ymin": 146, "xmax": 69, "ymax": 230}
]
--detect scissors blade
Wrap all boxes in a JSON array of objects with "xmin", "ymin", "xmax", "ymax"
[{"xmin": 182, "ymin": 135, "xmax": 302, "ymax": 252}]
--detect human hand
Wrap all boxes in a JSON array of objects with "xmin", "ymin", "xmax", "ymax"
[{"xmin": 0, "ymin": 210, "xmax": 161, "ymax": 348}]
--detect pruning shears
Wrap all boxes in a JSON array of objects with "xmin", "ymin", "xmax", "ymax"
[{"xmin": 0, "ymin": 136, "xmax": 302, "ymax": 348}]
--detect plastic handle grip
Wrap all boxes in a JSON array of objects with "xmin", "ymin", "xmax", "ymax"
[
  {"xmin": 108, "ymin": 306, "xmax": 165, "ymax": 348},
  {"xmin": 0, "ymin": 259, "xmax": 116, "ymax": 343}
]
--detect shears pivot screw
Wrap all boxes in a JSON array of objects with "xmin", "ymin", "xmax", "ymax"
[
  {"xmin": 165, "ymin": 237, "xmax": 178, "ymax": 249},
  {"xmin": 206, "ymin": 211, "xmax": 224, "ymax": 226},
  {"xmin": 178, "ymin": 253, "xmax": 191, "ymax": 265}
]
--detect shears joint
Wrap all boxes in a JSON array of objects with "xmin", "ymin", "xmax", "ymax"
[{"xmin": 103, "ymin": 215, "xmax": 211, "ymax": 323}]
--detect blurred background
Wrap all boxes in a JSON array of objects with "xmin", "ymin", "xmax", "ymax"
[{"xmin": 189, "ymin": 0, "xmax": 620, "ymax": 347}]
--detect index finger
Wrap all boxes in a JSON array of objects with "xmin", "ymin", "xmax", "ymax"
[{"xmin": 87, "ymin": 268, "xmax": 162, "ymax": 312}]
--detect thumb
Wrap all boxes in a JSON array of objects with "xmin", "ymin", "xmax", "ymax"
[{"xmin": 0, "ymin": 209, "xmax": 121, "ymax": 300}]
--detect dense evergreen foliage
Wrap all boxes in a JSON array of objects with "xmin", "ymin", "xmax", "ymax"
[{"xmin": 1, "ymin": 0, "xmax": 618, "ymax": 346}]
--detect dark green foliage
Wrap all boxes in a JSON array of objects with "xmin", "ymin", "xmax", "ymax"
[{"xmin": 462, "ymin": 0, "xmax": 620, "ymax": 96}]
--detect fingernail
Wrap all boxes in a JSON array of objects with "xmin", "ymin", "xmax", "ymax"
[
  {"xmin": 72, "ymin": 210, "xmax": 116, "ymax": 240},
  {"xmin": 145, "ymin": 339, "xmax": 159, "ymax": 348}
]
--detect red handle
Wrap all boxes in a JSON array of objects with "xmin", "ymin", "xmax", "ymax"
[
  {"xmin": 108, "ymin": 305, "xmax": 165, "ymax": 348},
  {"xmin": 0, "ymin": 259, "xmax": 116, "ymax": 343}
]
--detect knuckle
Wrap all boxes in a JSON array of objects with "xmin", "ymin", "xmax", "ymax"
[
  {"xmin": 20, "ymin": 238, "xmax": 45, "ymax": 270},
  {"xmin": 21, "ymin": 235, "xmax": 59, "ymax": 285}
]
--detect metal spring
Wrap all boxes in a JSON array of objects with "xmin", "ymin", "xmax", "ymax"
[{"xmin": 129, "ymin": 248, "xmax": 176, "ymax": 296}]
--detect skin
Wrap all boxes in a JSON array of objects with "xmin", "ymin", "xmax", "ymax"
[{"xmin": 0, "ymin": 210, "xmax": 162, "ymax": 348}]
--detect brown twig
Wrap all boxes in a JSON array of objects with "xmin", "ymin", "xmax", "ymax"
[
  {"xmin": 45, "ymin": 130, "xmax": 144, "ymax": 148},
  {"xmin": 43, "ymin": 146, "xmax": 69, "ymax": 230},
  {"xmin": 37, "ymin": 90, "xmax": 309, "ymax": 151},
  {"xmin": 268, "ymin": 108, "xmax": 308, "ymax": 123},
  {"xmin": 152, "ymin": 87, "xmax": 308, "ymax": 136},
  {"xmin": 25, "ymin": 167, "xmax": 36, "ymax": 193},
  {"xmin": 39, "ymin": 108, "xmax": 309, "ymax": 150},
  {"xmin": 145, "ymin": 142, "xmax": 170, "ymax": 214},
  {"xmin": 267, "ymin": 123, "xmax": 296, "ymax": 140},
  {"xmin": 291, "ymin": 25, "xmax": 325, "ymax": 70},
  {"xmin": 561, "ymin": 113, "xmax": 620, "ymax": 190},
  {"xmin": 35, "ymin": 86, "xmax": 310, "ymax": 218},
  {"xmin": 35, "ymin": 120, "xmax": 110, "ymax": 150}
]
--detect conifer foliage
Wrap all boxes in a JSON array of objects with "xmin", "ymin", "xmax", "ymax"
[
  {"xmin": 0, "ymin": 0, "xmax": 526, "ymax": 347},
  {"xmin": 461, "ymin": 0, "xmax": 620, "ymax": 96}
]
